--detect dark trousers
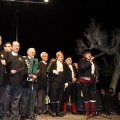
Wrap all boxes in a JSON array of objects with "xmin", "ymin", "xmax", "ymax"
[
  {"xmin": 50, "ymin": 82, "xmax": 64, "ymax": 103},
  {"xmin": 20, "ymin": 88, "xmax": 31, "ymax": 116},
  {"xmin": 3, "ymin": 85, "xmax": 22, "ymax": 120},
  {"xmin": 0, "ymin": 87, "xmax": 5, "ymax": 116},
  {"xmin": 37, "ymin": 90, "xmax": 46, "ymax": 112},
  {"xmin": 64, "ymin": 83, "xmax": 77, "ymax": 103},
  {"xmin": 50, "ymin": 82, "xmax": 64, "ymax": 113},
  {"xmin": 80, "ymin": 82, "xmax": 96, "ymax": 102}
]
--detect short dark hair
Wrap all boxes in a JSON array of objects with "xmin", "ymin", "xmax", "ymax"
[{"xmin": 3, "ymin": 42, "xmax": 11, "ymax": 48}]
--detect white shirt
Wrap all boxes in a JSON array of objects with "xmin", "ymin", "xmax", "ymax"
[
  {"xmin": 56, "ymin": 60, "xmax": 63, "ymax": 72},
  {"xmin": 11, "ymin": 51, "xmax": 18, "ymax": 56},
  {"xmin": 69, "ymin": 65, "xmax": 74, "ymax": 78},
  {"xmin": 91, "ymin": 62, "xmax": 95, "ymax": 74}
]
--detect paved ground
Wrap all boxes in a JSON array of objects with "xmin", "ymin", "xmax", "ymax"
[{"xmin": 36, "ymin": 113, "xmax": 120, "ymax": 120}]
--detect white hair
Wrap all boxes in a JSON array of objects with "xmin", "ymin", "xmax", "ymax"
[
  {"xmin": 27, "ymin": 48, "xmax": 36, "ymax": 54},
  {"xmin": 40, "ymin": 52, "xmax": 48, "ymax": 58}
]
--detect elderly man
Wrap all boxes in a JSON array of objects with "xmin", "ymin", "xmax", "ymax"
[
  {"xmin": 20, "ymin": 48, "xmax": 40, "ymax": 120},
  {"xmin": 48, "ymin": 51, "xmax": 71, "ymax": 117},
  {"xmin": 37, "ymin": 52, "xmax": 49, "ymax": 115}
]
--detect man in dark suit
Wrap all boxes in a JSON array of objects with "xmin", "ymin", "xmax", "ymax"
[
  {"xmin": 63, "ymin": 56, "xmax": 79, "ymax": 115},
  {"xmin": 48, "ymin": 51, "xmax": 71, "ymax": 117},
  {"xmin": 0, "ymin": 42, "xmax": 11, "ymax": 119},
  {"xmin": 79, "ymin": 49, "xmax": 96, "ymax": 118},
  {"xmin": 2, "ymin": 41, "xmax": 27, "ymax": 120},
  {"xmin": 20, "ymin": 48, "xmax": 40, "ymax": 120},
  {"xmin": 37, "ymin": 52, "xmax": 49, "ymax": 114}
]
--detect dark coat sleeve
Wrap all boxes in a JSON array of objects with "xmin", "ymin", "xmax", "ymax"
[{"xmin": 79, "ymin": 58, "xmax": 91, "ymax": 70}]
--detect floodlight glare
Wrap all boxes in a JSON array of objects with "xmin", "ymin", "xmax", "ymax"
[{"xmin": 44, "ymin": 0, "xmax": 49, "ymax": 2}]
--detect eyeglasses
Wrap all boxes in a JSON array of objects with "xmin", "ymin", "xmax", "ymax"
[{"xmin": 67, "ymin": 58, "xmax": 72, "ymax": 60}]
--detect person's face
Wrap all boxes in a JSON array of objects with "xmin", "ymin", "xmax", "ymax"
[
  {"xmin": 100, "ymin": 89, "xmax": 105, "ymax": 94},
  {"xmin": 65, "ymin": 57, "xmax": 72, "ymax": 65},
  {"xmin": 57, "ymin": 53, "xmax": 64, "ymax": 62},
  {"xmin": 0, "ymin": 36, "xmax": 2, "ymax": 45},
  {"xmin": 109, "ymin": 89, "xmax": 113, "ymax": 93},
  {"xmin": 4, "ymin": 43, "xmax": 11, "ymax": 52},
  {"xmin": 28, "ymin": 49, "xmax": 36, "ymax": 58},
  {"xmin": 118, "ymin": 93, "xmax": 120, "ymax": 98},
  {"xmin": 42, "ymin": 53, "xmax": 48, "ymax": 62},
  {"xmin": 84, "ymin": 52, "xmax": 91, "ymax": 60},
  {"xmin": 11, "ymin": 42, "xmax": 20, "ymax": 53}
]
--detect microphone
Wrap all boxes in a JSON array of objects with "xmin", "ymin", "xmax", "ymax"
[{"xmin": 46, "ymin": 62, "xmax": 52, "ymax": 74}]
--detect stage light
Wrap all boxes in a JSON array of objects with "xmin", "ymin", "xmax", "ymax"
[
  {"xmin": 44, "ymin": 0, "xmax": 49, "ymax": 2},
  {"xmin": 0, "ymin": 0, "xmax": 50, "ymax": 3}
]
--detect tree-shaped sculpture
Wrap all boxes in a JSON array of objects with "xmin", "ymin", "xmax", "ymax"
[{"xmin": 76, "ymin": 18, "xmax": 120, "ymax": 94}]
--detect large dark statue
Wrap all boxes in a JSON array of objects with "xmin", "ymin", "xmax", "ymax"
[{"xmin": 76, "ymin": 19, "xmax": 120, "ymax": 94}]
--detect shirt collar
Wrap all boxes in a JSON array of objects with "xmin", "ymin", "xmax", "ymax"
[
  {"xmin": 11, "ymin": 51, "xmax": 18, "ymax": 56},
  {"xmin": 42, "ymin": 60, "xmax": 47, "ymax": 65}
]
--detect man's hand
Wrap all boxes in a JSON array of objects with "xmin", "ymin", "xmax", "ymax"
[
  {"xmin": 90, "ymin": 56, "xmax": 95, "ymax": 62},
  {"xmin": 11, "ymin": 70, "xmax": 17, "ymax": 74},
  {"xmin": 64, "ymin": 83, "xmax": 68, "ymax": 89},
  {"xmin": 53, "ymin": 70, "xmax": 59, "ymax": 75},
  {"xmin": 72, "ymin": 78, "xmax": 77, "ymax": 82},
  {"xmin": 32, "ymin": 75, "xmax": 37, "ymax": 80},
  {"xmin": 1, "ymin": 60, "xmax": 6, "ymax": 65}
]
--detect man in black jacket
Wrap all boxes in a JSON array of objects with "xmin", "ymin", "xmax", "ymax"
[
  {"xmin": 79, "ymin": 49, "xmax": 96, "ymax": 118},
  {"xmin": 63, "ymin": 56, "xmax": 79, "ymax": 115},
  {"xmin": 20, "ymin": 48, "xmax": 40, "ymax": 120},
  {"xmin": 37, "ymin": 52, "xmax": 49, "ymax": 115},
  {"xmin": 0, "ymin": 42, "xmax": 11, "ymax": 118},
  {"xmin": 48, "ymin": 51, "xmax": 71, "ymax": 117},
  {"xmin": 2, "ymin": 41, "xmax": 27, "ymax": 120}
]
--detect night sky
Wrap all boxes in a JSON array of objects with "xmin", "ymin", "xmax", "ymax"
[{"xmin": 0, "ymin": 0, "xmax": 120, "ymax": 62}]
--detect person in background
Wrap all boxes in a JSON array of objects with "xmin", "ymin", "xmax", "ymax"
[
  {"xmin": 115, "ymin": 91, "xmax": 120, "ymax": 115},
  {"xmin": 0, "ymin": 36, "xmax": 2, "ymax": 51},
  {"xmin": 104, "ymin": 87, "xmax": 116, "ymax": 115}
]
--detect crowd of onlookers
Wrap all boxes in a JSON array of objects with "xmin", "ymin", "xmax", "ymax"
[{"xmin": 99, "ymin": 87, "xmax": 120, "ymax": 115}]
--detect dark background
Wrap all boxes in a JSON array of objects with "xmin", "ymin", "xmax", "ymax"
[
  {"xmin": 0, "ymin": 0, "xmax": 120, "ymax": 92},
  {"xmin": 0, "ymin": 0, "xmax": 120, "ymax": 62}
]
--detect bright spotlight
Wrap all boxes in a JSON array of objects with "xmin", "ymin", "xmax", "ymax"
[{"xmin": 44, "ymin": 0, "xmax": 49, "ymax": 2}]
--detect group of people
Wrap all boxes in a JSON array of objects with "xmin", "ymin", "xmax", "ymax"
[
  {"xmin": 0, "ymin": 36, "xmax": 112, "ymax": 120},
  {"xmin": 100, "ymin": 87, "xmax": 120, "ymax": 115}
]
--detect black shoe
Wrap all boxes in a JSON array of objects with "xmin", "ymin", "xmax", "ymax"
[
  {"xmin": 72, "ymin": 112, "xmax": 78, "ymax": 115},
  {"xmin": 20, "ymin": 116, "xmax": 26, "ymax": 120},
  {"xmin": 56, "ymin": 112, "xmax": 64, "ymax": 117},
  {"xmin": 51, "ymin": 112, "xmax": 56, "ymax": 117},
  {"xmin": 37, "ymin": 109, "xmax": 43, "ymax": 115},
  {"xmin": 62, "ymin": 112, "xmax": 66, "ymax": 115}
]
